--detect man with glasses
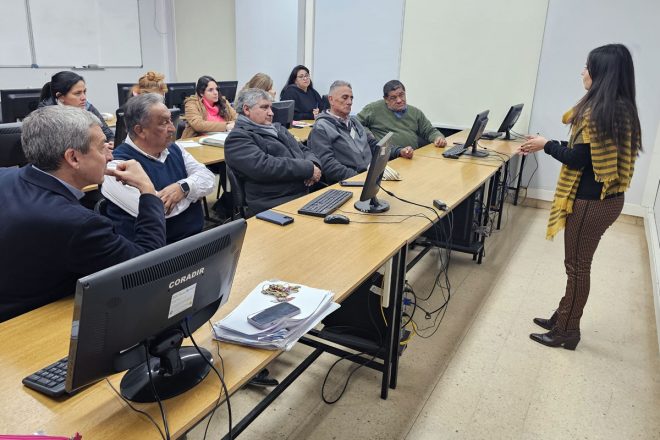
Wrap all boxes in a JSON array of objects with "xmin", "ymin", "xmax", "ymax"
[
  {"xmin": 358, "ymin": 80, "xmax": 446, "ymax": 150},
  {"xmin": 309, "ymin": 80, "xmax": 411, "ymax": 185}
]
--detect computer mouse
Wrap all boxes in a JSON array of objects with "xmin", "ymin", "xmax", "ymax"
[{"xmin": 324, "ymin": 214, "xmax": 350, "ymax": 224}]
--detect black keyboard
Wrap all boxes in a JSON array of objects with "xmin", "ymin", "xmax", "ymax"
[
  {"xmin": 298, "ymin": 189, "xmax": 353, "ymax": 217},
  {"xmin": 442, "ymin": 144, "xmax": 467, "ymax": 159},
  {"xmin": 23, "ymin": 357, "xmax": 68, "ymax": 397}
]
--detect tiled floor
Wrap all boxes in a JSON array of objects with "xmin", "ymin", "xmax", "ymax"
[{"xmin": 188, "ymin": 203, "xmax": 660, "ymax": 440}]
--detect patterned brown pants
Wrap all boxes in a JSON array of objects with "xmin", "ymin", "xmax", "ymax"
[{"xmin": 554, "ymin": 194, "xmax": 624, "ymax": 332}]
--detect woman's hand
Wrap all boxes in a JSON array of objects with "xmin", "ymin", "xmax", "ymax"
[
  {"xmin": 518, "ymin": 135, "xmax": 547, "ymax": 156},
  {"xmin": 226, "ymin": 121, "xmax": 235, "ymax": 131}
]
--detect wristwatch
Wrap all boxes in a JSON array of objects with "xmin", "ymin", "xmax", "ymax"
[{"xmin": 178, "ymin": 180, "xmax": 190, "ymax": 196}]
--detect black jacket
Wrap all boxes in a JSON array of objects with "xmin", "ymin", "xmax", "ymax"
[
  {"xmin": 224, "ymin": 118, "xmax": 320, "ymax": 216},
  {"xmin": 280, "ymin": 85, "xmax": 323, "ymax": 120}
]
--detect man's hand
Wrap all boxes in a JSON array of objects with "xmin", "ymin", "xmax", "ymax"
[
  {"xmin": 158, "ymin": 182, "xmax": 186, "ymax": 215},
  {"xmin": 433, "ymin": 136, "xmax": 447, "ymax": 147},
  {"xmin": 518, "ymin": 135, "xmax": 547, "ymax": 156},
  {"xmin": 106, "ymin": 160, "xmax": 156, "ymax": 195},
  {"xmin": 226, "ymin": 121, "xmax": 235, "ymax": 131},
  {"xmin": 399, "ymin": 146, "xmax": 414, "ymax": 159},
  {"xmin": 305, "ymin": 165, "xmax": 322, "ymax": 187}
]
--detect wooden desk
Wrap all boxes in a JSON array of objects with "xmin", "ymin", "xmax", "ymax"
[
  {"xmin": 287, "ymin": 120, "xmax": 314, "ymax": 142},
  {"xmin": 185, "ymin": 145, "xmax": 225, "ymax": 165}
]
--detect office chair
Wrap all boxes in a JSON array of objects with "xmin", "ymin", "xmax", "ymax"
[
  {"xmin": 226, "ymin": 166, "xmax": 248, "ymax": 219},
  {"xmin": 0, "ymin": 122, "xmax": 27, "ymax": 167}
]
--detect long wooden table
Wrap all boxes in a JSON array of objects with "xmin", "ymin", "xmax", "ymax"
[{"xmin": 0, "ymin": 131, "xmax": 506, "ymax": 438}]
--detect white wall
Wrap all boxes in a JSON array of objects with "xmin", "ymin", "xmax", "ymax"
[
  {"xmin": 526, "ymin": 0, "xmax": 660, "ymax": 215},
  {"xmin": 173, "ymin": 0, "xmax": 236, "ymax": 83},
  {"xmin": 0, "ymin": 0, "xmax": 176, "ymax": 113},
  {"xmin": 399, "ymin": 0, "xmax": 548, "ymax": 132}
]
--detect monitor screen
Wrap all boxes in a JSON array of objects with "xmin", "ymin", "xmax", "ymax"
[
  {"xmin": 1, "ymin": 89, "xmax": 41, "ymax": 123},
  {"xmin": 164, "ymin": 82, "xmax": 196, "ymax": 111},
  {"xmin": 461, "ymin": 110, "xmax": 490, "ymax": 158},
  {"xmin": 496, "ymin": 103, "xmax": 524, "ymax": 140},
  {"xmin": 66, "ymin": 219, "xmax": 247, "ymax": 402},
  {"xmin": 218, "ymin": 80, "xmax": 238, "ymax": 103},
  {"xmin": 0, "ymin": 122, "xmax": 27, "ymax": 167},
  {"xmin": 116, "ymin": 83, "xmax": 135, "ymax": 108},
  {"xmin": 272, "ymin": 100, "xmax": 295, "ymax": 128},
  {"xmin": 355, "ymin": 132, "xmax": 393, "ymax": 213}
]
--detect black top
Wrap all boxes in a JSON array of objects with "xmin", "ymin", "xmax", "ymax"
[
  {"xmin": 280, "ymin": 85, "xmax": 323, "ymax": 120},
  {"xmin": 544, "ymin": 140, "xmax": 602, "ymax": 200}
]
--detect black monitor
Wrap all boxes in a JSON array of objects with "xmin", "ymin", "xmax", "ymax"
[
  {"xmin": 272, "ymin": 100, "xmax": 295, "ymax": 128},
  {"xmin": 66, "ymin": 219, "xmax": 247, "ymax": 402},
  {"xmin": 354, "ymin": 132, "xmax": 393, "ymax": 213},
  {"xmin": 116, "ymin": 83, "xmax": 135, "ymax": 108},
  {"xmin": 456, "ymin": 110, "xmax": 490, "ymax": 158},
  {"xmin": 165, "ymin": 82, "xmax": 196, "ymax": 111},
  {"xmin": 218, "ymin": 80, "xmax": 238, "ymax": 103},
  {"xmin": 0, "ymin": 122, "xmax": 27, "ymax": 167},
  {"xmin": 115, "ymin": 107, "xmax": 181, "ymax": 145},
  {"xmin": 1, "ymin": 89, "xmax": 41, "ymax": 123},
  {"xmin": 495, "ymin": 103, "xmax": 524, "ymax": 140}
]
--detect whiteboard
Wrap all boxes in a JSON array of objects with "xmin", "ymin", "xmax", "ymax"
[
  {"xmin": 0, "ymin": 0, "xmax": 32, "ymax": 66},
  {"xmin": 29, "ymin": 0, "xmax": 142, "ymax": 67}
]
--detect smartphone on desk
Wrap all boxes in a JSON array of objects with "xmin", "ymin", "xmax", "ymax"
[
  {"xmin": 247, "ymin": 302, "xmax": 301, "ymax": 329},
  {"xmin": 256, "ymin": 210, "xmax": 294, "ymax": 226}
]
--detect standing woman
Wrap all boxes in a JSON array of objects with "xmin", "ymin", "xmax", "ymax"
[
  {"xmin": 518, "ymin": 44, "xmax": 642, "ymax": 350},
  {"xmin": 280, "ymin": 65, "xmax": 323, "ymax": 120},
  {"xmin": 181, "ymin": 75, "xmax": 237, "ymax": 139},
  {"xmin": 39, "ymin": 71, "xmax": 114, "ymax": 147}
]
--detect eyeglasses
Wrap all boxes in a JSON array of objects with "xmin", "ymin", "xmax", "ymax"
[{"xmin": 296, "ymin": 73, "xmax": 311, "ymax": 79}]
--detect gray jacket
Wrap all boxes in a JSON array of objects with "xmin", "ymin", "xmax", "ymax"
[{"xmin": 308, "ymin": 111, "xmax": 401, "ymax": 184}]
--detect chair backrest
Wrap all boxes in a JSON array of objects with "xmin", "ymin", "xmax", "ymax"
[
  {"xmin": 321, "ymin": 94, "xmax": 330, "ymax": 112},
  {"xmin": 226, "ymin": 166, "xmax": 248, "ymax": 219},
  {"xmin": 0, "ymin": 122, "xmax": 27, "ymax": 168}
]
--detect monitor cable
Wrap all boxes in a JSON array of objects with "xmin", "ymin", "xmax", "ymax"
[
  {"xmin": 104, "ymin": 378, "xmax": 166, "ymax": 440},
  {"xmin": 144, "ymin": 343, "xmax": 172, "ymax": 440}
]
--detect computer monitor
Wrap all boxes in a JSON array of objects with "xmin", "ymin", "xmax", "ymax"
[
  {"xmin": 165, "ymin": 82, "xmax": 196, "ymax": 111},
  {"xmin": 116, "ymin": 83, "xmax": 135, "ymax": 108},
  {"xmin": 218, "ymin": 80, "xmax": 238, "ymax": 103},
  {"xmin": 66, "ymin": 219, "xmax": 247, "ymax": 402},
  {"xmin": 272, "ymin": 100, "xmax": 295, "ymax": 128},
  {"xmin": 0, "ymin": 122, "xmax": 27, "ymax": 167},
  {"xmin": 456, "ymin": 110, "xmax": 490, "ymax": 158},
  {"xmin": 115, "ymin": 107, "xmax": 181, "ymax": 145},
  {"xmin": 495, "ymin": 103, "xmax": 524, "ymax": 140},
  {"xmin": 354, "ymin": 132, "xmax": 393, "ymax": 213},
  {"xmin": 1, "ymin": 89, "xmax": 41, "ymax": 123}
]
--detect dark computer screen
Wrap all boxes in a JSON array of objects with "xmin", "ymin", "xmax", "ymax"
[
  {"xmin": 355, "ymin": 132, "xmax": 393, "ymax": 213},
  {"xmin": 116, "ymin": 83, "xmax": 135, "ymax": 108},
  {"xmin": 66, "ymin": 219, "xmax": 247, "ymax": 402},
  {"xmin": 0, "ymin": 122, "xmax": 27, "ymax": 167},
  {"xmin": 218, "ymin": 80, "xmax": 238, "ymax": 103},
  {"xmin": 496, "ymin": 103, "xmax": 524, "ymax": 140},
  {"xmin": 461, "ymin": 110, "xmax": 490, "ymax": 158},
  {"xmin": 272, "ymin": 100, "xmax": 295, "ymax": 128},
  {"xmin": 164, "ymin": 82, "xmax": 196, "ymax": 111},
  {"xmin": 1, "ymin": 89, "xmax": 41, "ymax": 123}
]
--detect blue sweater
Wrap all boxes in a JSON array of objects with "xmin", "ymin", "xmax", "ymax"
[{"xmin": 107, "ymin": 143, "xmax": 204, "ymax": 243}]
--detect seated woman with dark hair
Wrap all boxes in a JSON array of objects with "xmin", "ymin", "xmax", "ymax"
[
  {"xmin": 39, "ymin": 71, "xmax": 114, "ymax": 147},
  {"xmin": 181, "ymin": 75, "xmax": 237, "ymax": 139},
  {"xmin": 280, "ymin": 65, "xmax": 323, "ymax": 120}
]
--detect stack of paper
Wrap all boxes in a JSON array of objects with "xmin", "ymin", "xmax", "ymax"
[
  {"xmin": 213, "ymin": 281, "xmax": 339, "ymax": 351},
  {"xmin": 199, "ymin": 132, "xmax": 229, "ymax": 147}
]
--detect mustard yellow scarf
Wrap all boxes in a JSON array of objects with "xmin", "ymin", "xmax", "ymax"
[{"xmin": 546, "ymin": 109, "xmax": 638, "ymax": 239}]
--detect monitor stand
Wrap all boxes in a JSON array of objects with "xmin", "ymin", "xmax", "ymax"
[
  {"xmin": 504, "ymin": 128, "xmax": 512, "ymax": 140},
  {"xmin": 463, "ymin": 148, "xmax": 489, "ymax": 158},
  {"xmin": 355, "ymin": 197, "xmax": 390, "ymax": 213},
  {"xmin": 120, "ymin": 331, "xmax": 213, "ymax": 403}
]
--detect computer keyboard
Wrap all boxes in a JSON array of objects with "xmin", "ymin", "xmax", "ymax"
[
  {"xmin": 298, "ymin": 189, "xmax": 353, "ymax": 217},
  {"xmin": 22, "ymin": 357, "xmax": 68, "ymax": 397},
  {"xmin": 442, "ymin": 144, "xmax": 467, "ymax": 159}
]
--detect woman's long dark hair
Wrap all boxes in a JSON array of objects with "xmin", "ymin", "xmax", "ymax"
[
  {"xmin": 40, "ymin": 71, "xmax": 84, "ymax": 101},
  {"xmin": 195, "ymin": 75, "xmax": 229, "ymax": 120},
  {"xmin": 571, "ymin": 44, "xmax": 642, "ymax": 153},
  {"xmin": 284, "ymin": 65, "xmax": 314, "ymax": 90}
]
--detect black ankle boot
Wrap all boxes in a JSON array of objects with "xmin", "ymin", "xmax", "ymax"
[
  {"xmin": 532, "ymin": 311, "xmax": 557, "ymax": 331},
  {"xmin": 529, "ymin": 328, "xmax": 580, "ymax": 350}
]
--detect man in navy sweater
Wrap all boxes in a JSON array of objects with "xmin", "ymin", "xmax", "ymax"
[
  {"xmin": 103, "ymin": 93, "xmax": 215, "ymax": 243},
  {"xmin": 0, "ymin": 106, "xmax": 165, "ymax": 322}
]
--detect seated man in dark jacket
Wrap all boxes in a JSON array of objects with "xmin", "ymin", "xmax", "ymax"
[
  {"xmin": 0, "ymin": 106, "xmax": 165, "ymax": 322},
  {"xmin": 308, "ymin": 80, "xmax": 412, "ymax": 185},
  {"xmin": 224, "ymin": 88, "xmax": 322, "ymax": 217}
]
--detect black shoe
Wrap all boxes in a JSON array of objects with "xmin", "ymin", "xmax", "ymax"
[
  {"xmin": 247, "ymin": 368, "xmax": 279, "ymax": 387},
  {"xmin": 532, "ymin": 311, "xmax": 558, "ymax": 331},
  {"xmin": 529, "ymin": 328, "xmax": 580, "ymax": 350}
]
